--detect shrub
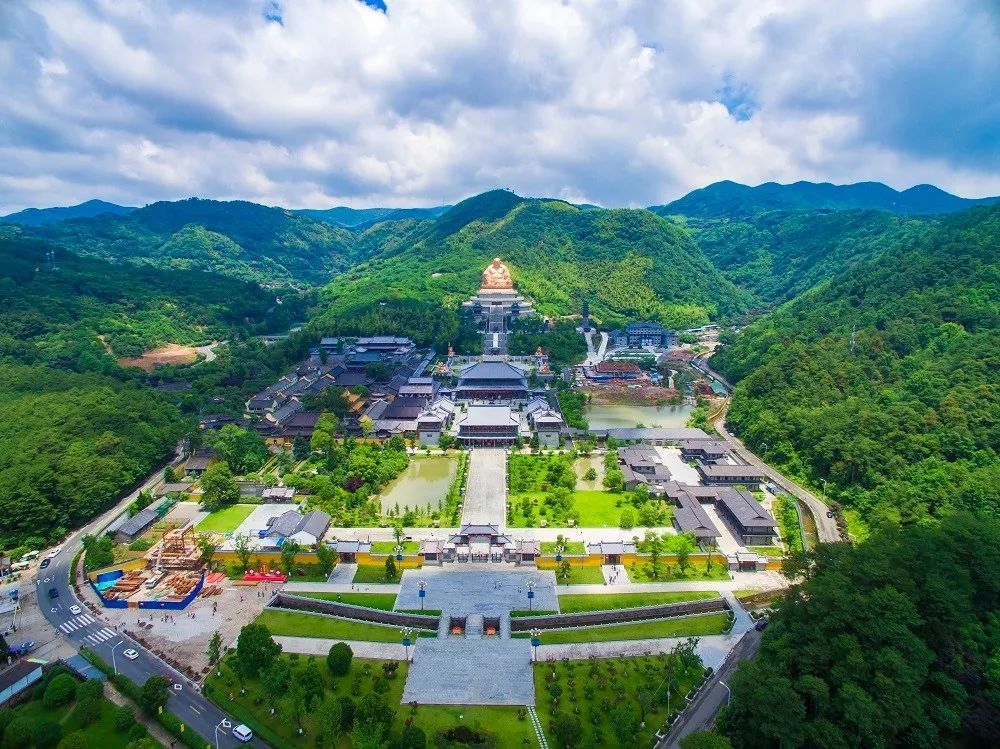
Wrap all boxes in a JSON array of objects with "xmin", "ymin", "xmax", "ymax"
[
  {"xmin": 43, "ymin": 674, "xmax": 78, "ymax": 708},
  {"xmin": 337, "ymin": 696, "xmax": 356, "ymax": 731},
  {"xmin": 327, "ymin": 642, "xmax": 353, "ymax": 676},
  {"xmin": 74, "ymin": 697, "xmax": 103, "ymax": 727},
  {"xmin": 55, "ymin": 732, "xmax": 88, "ymax": 749},
  {"xmin": 30, "ymin": 721, "xmax": 62, "ymax": 749},
  {"xmin": 114, "ymin": 705, "xmax": 136, "ymax": 732},
  {"xmin": 76, "ymin": 679, "xmax": 103, "ymax": 702},
  {"xmin": 127, "ymin": 722, "xmax": 148, "ymax": 742},
  {"xmin": 398, "ymin": 724, "xmax": 427, "ymax": 749},
  {"xmin": 2, "ymin": 716, "xmax": 33, "ymax": 749}
]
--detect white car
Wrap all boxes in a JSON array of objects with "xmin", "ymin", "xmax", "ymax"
[
  {"xmin": 233, "ymin": 724, "xmax": 253, "ymax": 743},
  {"xmin": 47, "ymin": 546, "xmax": 63, "ymax": 559},
  {"xmin": 122, "ymin": 649, "xmax": 139, "ymax": 661},
  {"xmin": 69, "ymin": 605, "xmax": 82, "ymax": 615}
]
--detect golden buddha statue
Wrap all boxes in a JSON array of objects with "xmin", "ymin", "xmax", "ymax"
[{"xmin": 481, "ymin": 258, "xmax": 514, "ymax": 290}]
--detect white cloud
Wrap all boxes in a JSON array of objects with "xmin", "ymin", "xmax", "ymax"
[{"xmin": 0, "ymin": 0, "xmax": 997, "ymax": 213}]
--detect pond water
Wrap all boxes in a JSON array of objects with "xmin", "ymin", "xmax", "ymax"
[
  {"xmin": 584, "ymin": 403, "xmax": 694, "ymax": 429},
  {"xmin": 379, "ymin": 457, "xmax": 458, "ymax": 514},
  {"xmin": 574, "ymin": 455, "xmax": 605, "ymax": 490}
]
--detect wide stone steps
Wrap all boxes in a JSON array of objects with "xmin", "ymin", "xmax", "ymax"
[{"xmin": 466, "ymin": 613, "xmax": 484, "ymax": 639}]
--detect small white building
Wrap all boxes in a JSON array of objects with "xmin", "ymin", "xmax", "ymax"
[{"xmin": 416, "ymin": 398, "xmax": 456, "ymax": 446}]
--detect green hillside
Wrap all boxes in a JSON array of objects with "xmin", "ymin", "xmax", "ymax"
[
  {"xmin": 712, "ymin": 204, "xmax": 1000, "ymax": 526},
  {"xmin": 22, "ymin": 198, "xmax": 361, "ymax": 285},
  {"xmin": 684, "ymin": 209, "xmax": 934, "ymax": 305},
  {"xmin": 0, "ymin": 234, "xmax": 303, "ymax": 368},
  {"xmin": 0, "ymin": 198, "xmax": 135, "ymax": 226},
  {"xmin": 313, "ymin": 192, "xmax": 748, "ymax": 346}
]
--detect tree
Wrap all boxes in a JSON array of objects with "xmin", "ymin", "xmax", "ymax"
[
  {"xmin": 74, "ymin": 697, "xmax": 102, "ymax": 727},
  {"xmin": 31, "ymin": 720, "xmax": 62, "ymax": 749},
  {"xmin": 235, "ymin": 622, "xmax": 281, "ymax": 677},
  {"xmin": 327, "ymin": 642, "xmax": 353, "ymax": 676},
  {"xmin": 280, "ymin": 539, "xmax": 301, "ymax": 576},
  {"xmin": 286, "ymin": 679, "xmax": 307, "ymax": 734},
  {"xmin": 316, "ymin": 543, "xmax": 336, "ymax": 577},
  {"xmin": 619, "ymin": 507, "xmax": 635, "ymax": 530},
  {"xmin": 113, "ymin": 705, "xmax": 136, "ymax": 732},
  {"xmin": 3, "ymin": 716, "xmax": 34, "ymax": 749},
  {"xmin": 208, "ymin": 425, "xmax": 268, "ymax": 474},
  {"xmin": 232, "ymin": 532, "xmax": 257, "ymax": 570},
  {"xmin": 637, "ymin": 688, "xmax": 653, "ymax": 724},
  {"xmin": 197, "ymin": 534, "xmax": 217, "ymax": 570},
  {"xmin": 397, "ymin": 725, "xmax": 427, "ymax": 749},
  {"xmin": 584, "ymin": 467, "xmax": 597, "ymax": 481},
  {"xmin": 350, "ymin": 720, "xmax": 389, "ymax": 749},
  {"xmin": 644, "ymin": 530, "xmax": 664, "ymax": 579},
  {"xmin": 298, "ymin": 660, "xmax": 326, "ymax": 709},
  {"xmin": 261, "ymin": 659, "xmax": 291, "ymax": 694},
  {"xmin": 610, "ymin": 703, "xmax": 639, "ymax": 745},
  {"xmin": 354, "ymin": 693, "xmax": 394, "ymax": 740},
  {"xmin": 359, "ymin": 415, "xmax": 374, "ymax": 437},
  {"xmin": 316, "ymin": 695, "xmax": 343, "ymax": 747},
  {"xmin": 671, "ymin": 532, "xmax": 695, "ymax": 573},
  {"xmin": 603, "ymin": 467, "xmax": 624, "ymax": 492},
  {"xmin": 437, "ymin": 434, "xmax": 454, "ymax": 451},
  {"xmin": 125, "ymin": 740, "xmax": 160, "ymax": 749},
  {"xmin": 679, "ymin": 732, "xmax": 734, "ymax": 749},
  {"xmin": 56, "ymin": 732, "xmax": 89, "ymax": 749},
  {"xmin": 384, "ymin": 555, "xmax": 397, "ymax": 581},
  {"xmin": 392, "ymin": 521, "xmax": 405, "ymax": 547},
  {"xmin": 292, "ymin": 436, "xmax": 311, "ymax": 461},
  {"xmin": 557, "ymin": 559, "xmax": 572, "ymax": 581},
  {"xmin": 207, "ymin": 630, "xmax": 222, "ymax": 666},
  {"xmin": 550, "ymin": 713, "xmax": 582, "ymax": 749},
  {"xmin": 138, "ymin": 676, "xmax": 170, "ymax": 714},
  {"xmin": 200, "ymin": 461, "xmax": 240, "ymax": 511},
  {"xmin": 43, "ymin": 674, "xmax": 77, "ymax": 707}
]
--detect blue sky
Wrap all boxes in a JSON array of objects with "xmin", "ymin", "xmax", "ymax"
[{"xmin": 0, "ymin": 0, "xmax": 997, "ymax": 213}]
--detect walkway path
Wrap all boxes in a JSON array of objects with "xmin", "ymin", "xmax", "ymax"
[
  {"xmin": 273, "ymin": 635, "xmax": 406, "ymax": 659},
  {"xmin": 325, "ymin": 563, "xmax": 356, "ymax": 584},
  {"xmin": 557, "ymin": 571, "xmax": 786, "ymax": 595},
  {"xmin": 461, "ymin": 448, "xmax": 508, "ymax": 527},
  {"xmin": 602, "ymin": 564, "xmax": 630, "ymax": 585},
  {"xmin": 282, "ymin": 581, "xmax": 401, "ymax": 594}
]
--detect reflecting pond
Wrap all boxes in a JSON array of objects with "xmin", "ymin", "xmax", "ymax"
[
  {"xmin": 584, "ymin": 403, "xmax": 694, "ymax": 429},
  {"xmin": 379, "ymin": 457, "xmax": 458, "ymax": 514}
]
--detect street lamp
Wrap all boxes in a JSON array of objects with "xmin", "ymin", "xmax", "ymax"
[
  {"xmin": 526, "ymin": 580, "xmax": 535, "ymax": 612},
  {"xmin": 110, "ymin": 640, "xmax": 125, "ymax": 676},
  {"xmin": 418, "ymin": 580, "xmax": 427, "ymax": 611},
  {"xmin": 719, "ymin": 680, "xmax": 732, "ymax": 707},
  {"xmin": 215, "ymin": 718, "xmax": 232, "ymax": 749},
  {"xmin": 529, "ymin": 628, "xmax": 541, "ymax": 663},
  {"xmin": 400, "ymin": 627, "xmax": 413, "ymax": 662},
  {"xmin": 821, "ymin": 478, "xmax": 828, "ymax": 500}
]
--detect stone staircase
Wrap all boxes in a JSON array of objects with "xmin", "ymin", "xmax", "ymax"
[
  {"xmin": 500, "ymin": 612, "xmax": 511, "ymax": 639},
  {"xmin": 465, "ymin": 613, "xmax": 484, "ymax": 639},
  {"xmin": 437, "ymin": 611, "xmax": 451, "ymax": 639}
]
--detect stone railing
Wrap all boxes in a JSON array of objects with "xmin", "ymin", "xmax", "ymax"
[
  {"xmin": 509, "ymin": 597, "xmax": 728, "ymax": 632},
  {"xmin": 271, "ymin": 592, "xmax": 438, "ymax": 630}
]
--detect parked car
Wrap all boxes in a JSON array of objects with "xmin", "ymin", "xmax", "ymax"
[
  {"xmin": 9, "ymin": 641, "xmax": 35, "ymax": 656},
  {"xmin": 39, "ymin": 558, "xmax": 51, "ymax": 569},
  {"xmin": 69, "ymin": 604, "xmax": 82, "ymax": 615},
  {"xmin": 233, "ymin": 724, "xmax": 253, "ymax": 743},
  {"xmin": 123, "ymin": 649, "xmax": 139, "ymax": 660},
  {"xmin": 754, "ymin": 617, "xmax": 769, "ymax": 631},
  {"xmin": 826, "ymin": 511, "xmax": 834, "ymax": 518},
  {"xmin": 47, "ymin": 588, "xmax": 58, "ymax": 599}
]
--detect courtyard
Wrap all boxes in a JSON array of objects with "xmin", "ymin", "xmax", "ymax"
[{"xmin": 394, "ymin": 565, "xmax": 559, "ymax": 615}]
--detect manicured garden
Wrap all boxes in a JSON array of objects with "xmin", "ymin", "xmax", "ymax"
[
  {"xmin": 533, "ymin": 650, "xmax": 708, "ymax": 749},
  {"xmin": 626, "ymin": 559, "xmax": 731, "ymax": 583},
  {"xmin": 551, "ymin": 563, "xmax": 606, "ymax": 585},
  {"xmin": 747, "ymin": 545, "xmax": 784, "ymax": 557},
  {"xmin": 369, "ymin": 541, "xmax": 421, "ymax": 554},
  {"xmin": 194, "ymin": 502, "xmax": 256, "ymax": 532},
  {"xmin": 257, "ymin": 609, "xmax": 436, "ymax": 642},
  {"xmin": 514, "ymin": 612, "xmax": 731, "ymax": 644},
  {"xmin": 555, "ymin": 590, "xmax": 719, "ymax": 612},
  {"xmin": 0, "ymin": 668, "xmax": 159, "ymax": 749},
  {"xmin": 204, "ymin": 652, "xmax": 534, "ymax": 749},
  {"xmin": 352, "ymin": 562, "xmax": 415, "ymax": 584},
  {"xmin": 540, "ymin": 540, "xmax": 586, "ymax": 554}
]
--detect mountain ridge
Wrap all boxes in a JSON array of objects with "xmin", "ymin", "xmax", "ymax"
[{"xmin": 1, "ymin": 199, "xmax": 136, "ymax": 226}]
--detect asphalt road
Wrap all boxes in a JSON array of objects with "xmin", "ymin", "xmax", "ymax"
[
  {"xmin": 659, "ymin": 628, "xmax": 762, "ymax": 747},
  {"xmin": 34, "ymin": 452, "xmax": 268, "ymax": 749}
]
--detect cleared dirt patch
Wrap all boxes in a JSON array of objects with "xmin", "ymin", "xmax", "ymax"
[{"xmin": 118, "ymin": 343, "xmax": 199, "ymax": 371}]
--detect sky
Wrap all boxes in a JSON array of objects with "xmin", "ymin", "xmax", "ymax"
[{"xmin": 0, "ymin": 0, "xmax": 998, "ymax": 214}]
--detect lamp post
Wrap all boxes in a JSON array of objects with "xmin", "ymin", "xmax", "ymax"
[
  {"xmin": 821, "ymin": 478, "xmax": 827, "ymax": 500},
  {"xmin": 418, "ymin": 580, "xmax": 427, "ymax": 611},
  {"xmin": 527, "ymin": 580, "xmax": 535, "ymax": 612},
  {"xmin": 400, "ymin": 627, "xmax": 413, "ymax": 662},
  {"xmin": 215, "ymin": 718, "xmax": 231, "ymax": 749},
  {"xmin": 110, "ymin": 640, "xmax": 125, "ymax": 676},
  {"xmin": 719, "ymin": 680, "xmax": 732, "ymax": 707},
  {"xmin": 529, "ymin": 628, "xmax": 541, "ymax": 663},
  {"xmin": 395, "ymin": 544, "xmax": 403, "ymax": 563}
]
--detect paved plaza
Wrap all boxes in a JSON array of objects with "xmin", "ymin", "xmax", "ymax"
[
  {"xmin": 402, "ymin": 637, "xmax": 534, "ymax": 705},
  {"xmin": 394, "ymin": 566, "xmax": 558, "ymax": 615},
  {"xmin": 460, "ymin": 448, "xmax": 507, "ymax": 527}
]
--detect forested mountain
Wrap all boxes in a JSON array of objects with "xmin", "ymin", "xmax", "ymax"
[
  {"xmin": 0, "ymin": 234, "xmax": 302, "ymax": 368},
  {"xmin": 18, "ymin": 198, "xmax": 361, "ymax": 285},
  {"xmin": 0, "ymin": 363, "xmax": 184, "ymax": 548},
  {"xmin": 312, "ymin": 190, "xmax": 749, "ymax": 347},
  {"xmin": 720, "ymin": 515, "xmax": 1000, "ymax": 748},
  {"xmin": 295, "ymin": 204, "xmax": 449, "ymax": 229},
  {"xmin": 654, "ymin": 180, "xmax": 999, "ymax": 218},
  {"xmin": 684, "ymin": 209, "xmax": 934, "ymax": 305},
  {"xmin": 712, "ymin": 204, "xmax": 1000, "ymax": 527},
  {"xmin": 0, "ymin": 198, "xmax": 135, "ymax": 226}
]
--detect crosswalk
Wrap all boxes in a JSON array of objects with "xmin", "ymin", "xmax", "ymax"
[{"xmin": 57, "ymin": 613, "xmax": 121, "ymax": 646}]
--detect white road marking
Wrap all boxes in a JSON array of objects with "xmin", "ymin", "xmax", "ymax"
[
  {"xmin": 99, "ymin": 627, "xmax": 116, "ymax": 638},
  {"xmin": 79, "ymin": 614, "xmax": 95, "ymax": 625},
  {"xmin": 59, "ymin": 623, "xmax": 73, "ymax": 633}
]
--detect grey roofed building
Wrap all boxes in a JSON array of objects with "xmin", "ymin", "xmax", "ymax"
[
  {"xmin": 617, "ymin": 444, "xmax": 672, "ymax": 491},
  {"xmin": 116, "ymin": 505, "xmax": 160, "ymax": 542},
  {"xmin": 294, "ymin": 510, "xmax": 331, "ymax": 543},
  {"xmin": 678, "ymin": 439, "xmax": 729, "ymax": 459},
  {"xmin": 262, "ymin": 487, "xmax": 295, "ymax": 501},
  {"xmin": 154, "ymin": 482, "xmax": 193, "ymax": 496},
  {"xmin": 590, "ymin": 427, "xmax": 712, "ymax": 442},
  {"xmin": 266, "ymin": 510, "xmax": 303, "ymax": 538},
  {"xmin": 184, "ymin": 450, "xmax": 214, "ymax": 473},
  {"xmin": 266, "ymin": 397, "xmax": 304, "ymax": 426},
  {"xmin": 335, "ymin": 539, "xmax": 372, "ymax": 555},
  {"xmin": 336, "ymin": 371, "xmax": 369, "ymax": 388},
  {"xmin": 696, "ymin": 461, "xmax": 765, "ymax": 486},
  {"xmin": 716, "ymin": 490, "xmax": 778, "ymax": 543},
  {"xmin": 671, "ymin": 493, "xmax": 721, "ymax": 543}
]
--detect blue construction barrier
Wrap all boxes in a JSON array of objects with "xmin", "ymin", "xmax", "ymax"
[{"xmin": 90, "ymin": 570, "xmax": 205, "ymax": 611}]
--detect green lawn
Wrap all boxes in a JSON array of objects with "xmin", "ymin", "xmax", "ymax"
[
  {"xmin": 747, "ymin": 545, "xmax": 785, "ymax": 557},
  {"xmin": 507, "ymin": 489, "xmax": 628, "ymax": 528},
  {"xmin": 257, "ymin": 609, "xmax": 435, "ymax": 641},
  {"xmin": 510, "ymin": 610, "xmax": 559, "ymax": 617},
  {"xmin": 8, "ymin": 694, "xmax": 140, "ymax": 749},
  {"xmin": 514, "ymin": 612, "xmax": 730, "ymax": 644},
  {"xmin": 195, "ymin": 503, "xmax": 256, "ymax": 533},
  {"xmin": 205, "ymin": 655, "xmax": 534, "ymax": 749},
  {"xmin": 370, "ymin": 541, "xmax": 421, "ymax": 554},
  {"xmin": 556, "ymin": 591, "xmax": 719, "ymax": 612},
  {"xmin": 298, "ymin": 592, "xmax": 398, "ymax": 610},
  {"xmin": 533, "ymin": 655, "xmax": 705, "ymax": 748},
  {"xmin": 626, "ymin": 560, "xmax": 731, "ymax": 583},
  {"xmin": 540, "ymin": 540, "xmax": 586, "ymax": 554},
  {"xmin": 352, "ymin": 564, "xmax": 407, "ymax": 584},
  {"xmin": 553, "ymin": 564, "xmax": 606, "ymax": 585}
]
